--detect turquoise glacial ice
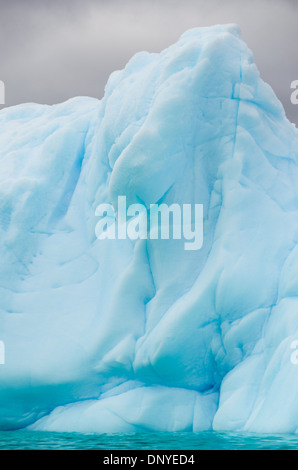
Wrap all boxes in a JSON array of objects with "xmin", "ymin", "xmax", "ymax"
[{"xmin": 0, "ymin": 24, "xmax": 298, "ymax": 433}]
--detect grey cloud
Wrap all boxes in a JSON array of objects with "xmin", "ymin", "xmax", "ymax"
[{"xmin": 0, "ymin": 0, "xmax": 297, "ymax": 126}]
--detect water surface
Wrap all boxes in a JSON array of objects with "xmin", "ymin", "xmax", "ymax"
[{"xmin": 0, "ymin": 430, "xmax": 297, "ymax": 450}]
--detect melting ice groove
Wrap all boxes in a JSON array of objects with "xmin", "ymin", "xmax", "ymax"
[{"xmin": 0, "ymin": 24, "xmax": 298, "ymax": 434}]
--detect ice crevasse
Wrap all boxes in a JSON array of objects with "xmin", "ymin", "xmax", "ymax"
[{"xmin": 0, "ymin": 24, "xmax": 298, "ymax": 434}]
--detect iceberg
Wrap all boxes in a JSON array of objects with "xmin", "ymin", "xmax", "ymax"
[{"xmin": 0, "ymin": 24, "xmax": 298, "ymax": 434}]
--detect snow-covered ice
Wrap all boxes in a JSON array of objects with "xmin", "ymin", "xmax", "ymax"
[{"xmin": 0, "ymin": 24, "xmax": 298, "ymax": 433}]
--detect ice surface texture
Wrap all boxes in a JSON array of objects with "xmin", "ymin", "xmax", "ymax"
[{"xmin": 0, "ymin": 24, "xmax": 298, "ymax": 433}]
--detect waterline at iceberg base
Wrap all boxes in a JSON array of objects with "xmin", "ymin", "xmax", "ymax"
[{"xmin": 0, "ymin": 24, "xmax": 298, "ymax": 435}]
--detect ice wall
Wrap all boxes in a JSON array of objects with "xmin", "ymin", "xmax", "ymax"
[{"xmin": 0, "ymin": 24, "xmax": 298, "ymax": 433}]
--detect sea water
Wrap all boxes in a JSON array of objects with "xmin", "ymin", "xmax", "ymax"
[{"xmin": 0, "ymin": 431, "xmax": 297, "ymax": 450}]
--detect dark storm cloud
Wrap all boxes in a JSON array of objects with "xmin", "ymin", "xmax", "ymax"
[{"xmin": 0, "ymin": 0, "xmax": 297, "ymax": 125}]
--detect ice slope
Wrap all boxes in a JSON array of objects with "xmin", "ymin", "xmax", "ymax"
[{"xmin": 0, "ymin": 24, "xmax": 298, "ymax": 433}]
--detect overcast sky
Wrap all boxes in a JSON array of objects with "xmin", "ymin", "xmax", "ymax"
[{"xmin": 0, "ymin": 0, "xmax": 297, "ymax": 125}]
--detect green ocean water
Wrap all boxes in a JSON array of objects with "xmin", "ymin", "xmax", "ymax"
[{"xmin": 0, "ymin": 430, "xmax": 297, "ymax": 450}]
